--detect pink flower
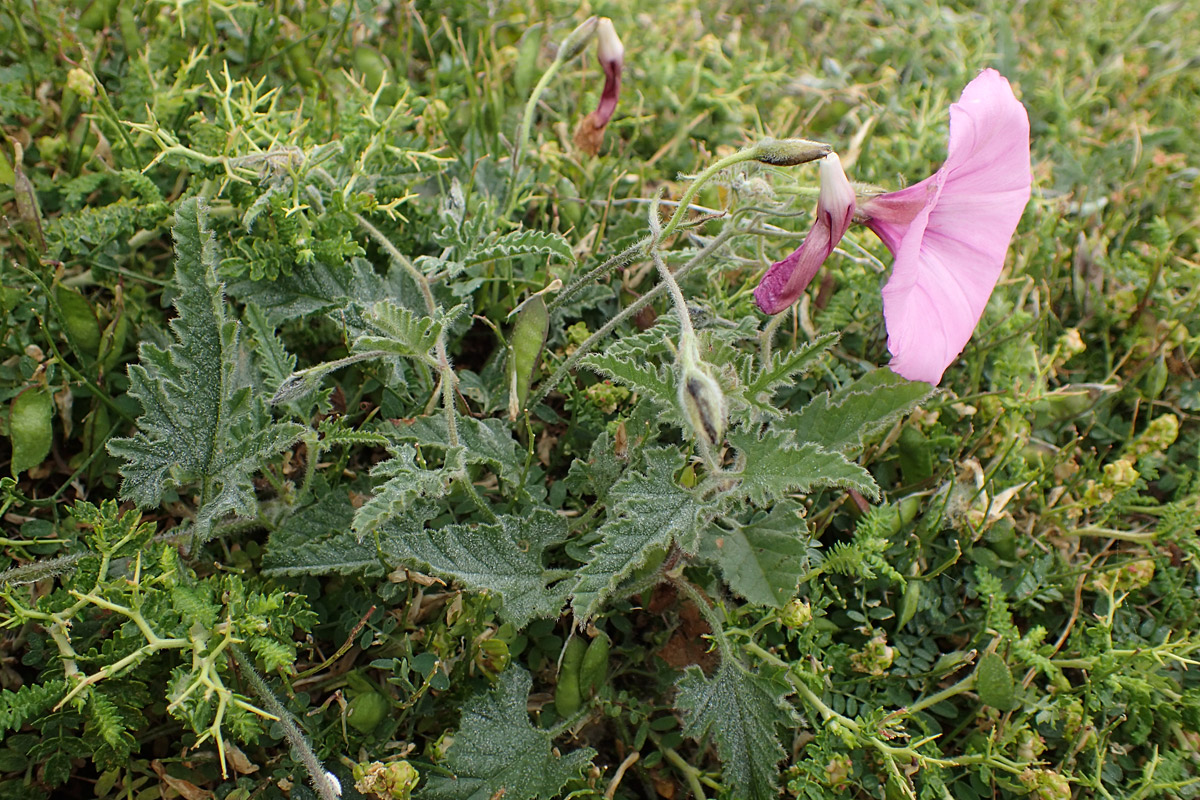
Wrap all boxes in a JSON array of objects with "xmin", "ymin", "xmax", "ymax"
[
  {"xmin": 864, "ymin": 69, "xmax": 1031, "ymax": 384},
  {"xmin": 754, "ymin": 153, "xmax": 855, "ymax": 315},
  {"xmin": 753, "ymin": 69, "xmax": 1032, "ymax": 385}
]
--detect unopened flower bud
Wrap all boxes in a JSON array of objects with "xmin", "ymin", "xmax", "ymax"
[
  {"xmin": 574, "ymin": 17, "xmax": 624, "ymax": 155},
  {"xmin": 750, "ymin": 137, "xmax": 832, "ymax": 167},
  {"xmin": 677, "ymin": 338, "xmax": 728, "ymax": 449},
  {"xmin": 779, "ymin": 598, "xmax": 812, "ymax": 629},
  {"xmin": 66, "ymin": 67, "xmax": 96, "ymax": 98},
  {"xmin": 596, "ymin": 18, "xmax": 623, "ymax": 72},
  {"xmin": 558, "ymin": 16, "xmax": 599, "ymax": 62}
]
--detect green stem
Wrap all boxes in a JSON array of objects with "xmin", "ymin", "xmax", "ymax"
[
  {"xmin": 659, "ymin": 148, "xmax": 759, "ymax": 242},
  {"xmin": 525, "ymin": 225, "xmax": 737, "ymax": 412},
  {"xmin": 905, "ymin": 672, "xmax": 977, "ymax": 716},
  {"xmin": 548, "ymin": 236, "xmax": 650, "ymax": 314},
  {"xmin": 505, "ymin": 44, "xmax": 572, "ymax": 219}
]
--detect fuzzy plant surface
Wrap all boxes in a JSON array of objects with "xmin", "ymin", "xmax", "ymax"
[{"xmin": 2, "ymin": 2, "xmax": 1199, "ymax": 800}]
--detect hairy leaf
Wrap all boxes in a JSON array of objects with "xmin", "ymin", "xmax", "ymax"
[
  {"xmin": 676, "ymin": 659, "xmax": 794, "ymax": 800},
  {"xmin": 580, "ymin": 351, "xmax": 679, "ymax": 421},
  {"xmin": 390, "ymin": 415, "xmax": 523, "ymax": 478},
  {"xmin": 354, "ymin": 444, "xmax": 466, "ymax": 536},
  {"xmin": 107, "ymin": 199, "xmax": 303, "ymax": 541},
  {"xmin": 353, "ymin": 301, "xmax": 465, "ymax": 361},
  {"xmin": 571, "ymin": 448, "xmax": 707, "ymax": 619},
  {"xmin": 699, "ymin": 501, "xmax": 815, "ymax": 608},
  {"xmin": 420, "ymin": 667, "xmax": 594, "ymax": 800},
  {"xmin": 462, "ymin": 228, "xmax": 575, "ymax": 268},
  {"xmin": 263, "ymin": 488, "xmax": 436, "ymax": 577},
  {"xmin": 738, "ymin": 332, "xmax": 838, "ymax": 421},
  {"xmin": 727, "ymin": 428, "xmax": 879, "ymax": 504},
  {"xmin": 782, "ymin": 369, "xmax": 933, "ymax": 453},
  {"xmin": 380, "ymin": 509, "xmax": 570, "ymax": 627},
  {"xmin": 226, "ymin": 256, "xmax": 390, "ymax": 322}
]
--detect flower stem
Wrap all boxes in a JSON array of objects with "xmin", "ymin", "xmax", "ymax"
[
  {"xmin": 659, "ymin": 148, "xmax": 759, "ymax": 241},
  {"xmin": 525, "ymin": 225, "xmax": 737, "ymax": 412}
]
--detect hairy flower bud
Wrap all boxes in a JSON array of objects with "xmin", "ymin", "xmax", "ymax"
[
  {"xmin": 558, "ymin": 16, "xmax": 599, "ymax": 62},
  {"xmin": 677, "ymin": 337, "xmax": 728, "ymax": 450},
  {"xmin": 779, "ymin": 598, "xmax": 812, "ymax": 629},
  {"xmin": 750, "ymin": 137, "xmax": 832, "ymax": 167}
]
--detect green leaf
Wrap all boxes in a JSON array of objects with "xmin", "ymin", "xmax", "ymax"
[
  {"xmin": 676, "ymin": 659, "xmax": 794, "ymax": 800},
  {"xmin": 353, "ymin": 301, "xmax": 465, "ymax": 361},
  {"xmin": 699, "ymin": 502, "xmax": 814, "ymax": 608},
  {"xmin": 390, "ymin": 415, "xmax": 523, "ymax": 478},
  {"xmin": 420, "ymin": 667, "xmax": 595, "ymax": 800},
  {"xmin": 0, "ymin": 680, "xmax": 66, "ymax": 734},
  {"xmin": 226, "ymin": 256, "xmax": 390, "ymax": 323},
  {"xmin": 380, "ymin": 509, "xmax": 570, "ymax": 627},
  {"xmin": 263, "ymin": 487, "xmax": 435, "ymax": 577},
  {"xmin": 727, "ymin": 428, "xmax": 879, "ymax": 504},
  {"xmin": 580, "ymin": 351, "xmax": 679, "ymax": 422},
  {"xmin": 738, "ymin": 332, "xmax": 838, "ymax": 421},
  {"xmin": 353, "ymin": 444, "xmax": 466, "ymax": 536},
  {"xmin": 976, "ymin": 652, "xmax": 1017, "ymax": 711},
  {"xmin": 782, "ymin": 369, "xmax": 933, "ymax": 454},
  {"xmin": 571, "ymin": 448, "xmax": 707, "ymax": 619},
  {"xmin": 461, "ymin": 228, "xmax": 575, "ymax": 268},
  {"xmin": 107, "ymin": 199, "xmax": 304, "ymax": 541}
]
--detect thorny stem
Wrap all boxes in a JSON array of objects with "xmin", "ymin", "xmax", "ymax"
[
  {"xmin": 355, "ymin": 213, "xmax": 459, "ymax": 448},
  {"xmin": 525, "ymin": 225, "xmax": 738, "ymax": 412}
]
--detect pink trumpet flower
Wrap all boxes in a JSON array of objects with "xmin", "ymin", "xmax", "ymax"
[{"xmin": 754, "ymin": 69, "xmax": 1032, "ymax": 385}]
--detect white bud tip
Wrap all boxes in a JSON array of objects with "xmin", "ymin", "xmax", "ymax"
[
  {"xmin": 324, "ymin": 771, "xmax": 342, "ymax": 797},
  {"xmin": 597, "ymin": 18, "xmax": 624, "ymax": 66}
]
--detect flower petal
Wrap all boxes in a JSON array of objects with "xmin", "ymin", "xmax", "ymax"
[
  {"xmin": 872, "ymin": 70, "xmax": 1031, "ymax": 384},
  {"xmin": 754, "ymin": 154, "xmax": 855, "ymax": 314}
]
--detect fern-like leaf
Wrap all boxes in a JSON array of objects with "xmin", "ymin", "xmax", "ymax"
[
  {"xmin": 353, "ymin": 445, "xmax": 466, "ymax": 536},
  {"xmin": 580, "ymin": 352, "xmax": 679, "ymax": 422},
  {"xmin": 0, "ymin": 680, "xmax": 66, "ymax": 734},
  {"xmin": 353, "ymin": 301, "xmax": 465, "ymax": 361}
]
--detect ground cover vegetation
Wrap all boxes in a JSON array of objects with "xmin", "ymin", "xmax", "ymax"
[{"xmin": 1, "ymin": 0, "xmax": 1199, "ymax": 798}]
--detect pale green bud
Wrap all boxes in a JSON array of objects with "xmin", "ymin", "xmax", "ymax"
[
  {"xmin": 558, "ymin": 16, "xmax": 599, "ymax": 62},
  {"xmin": 750, "ymin": 137, "xmax": 832, "ymax": 167},
  {"xmin": 779, "ymin": 598, "xmax": 812, "ymax": 629},
  {"xmin": 677, "ymin": 337, "xmax": 728, "ymax": 449},
  {"xmin": 65, "ymin": 67, "xmax": 96, "ymax": 98}
]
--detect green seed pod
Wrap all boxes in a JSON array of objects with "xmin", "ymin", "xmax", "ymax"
[
  {"xmin": 346, "ymin": 690, "xmax": 391, "ymax": 734},
  {"xmin": 557, "ymin": 17, "xmax": 599, "ymax": 63},
  {"xmin": 1145, "ymin": 354, "xmax": 1168, "ymax": 400},
  {"xmin": 352, "ymin": 46, "xmax": 388, "ymax": 90},
  {"xmin": 507, "ymin": 294, "xmax": 549, "ymax": 419},
  {"xmin": 55, "ymin": 286, "xmax": 101, "ymax": 356},
  {"xmin": 9, "ymin": 389, "xmax": 54, "ymax": 477},
  {"xmin": 79, "ymin": 0, "xmax": 118, "ymax": 31},
  {"xmin": 554, "ymin": 636, "xmax": 588, "ymax": 717},
  {"xmin": 514, "ymin": 24, "xmax": 543, "ymax": 100},
  {"xmin": 97, "ymin": 307, "xmax": 129, "ymax": 375},
  {"xmin": 896, "ymin": 573, "xmax": 921, "ymax": 631},
  {"xmin": 579, "ymin": 631, "xmax": 611, "ymax": 697},
  {"xmin": 117, "ymin": 4, "xmax": 143, "ymax": 54}
]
